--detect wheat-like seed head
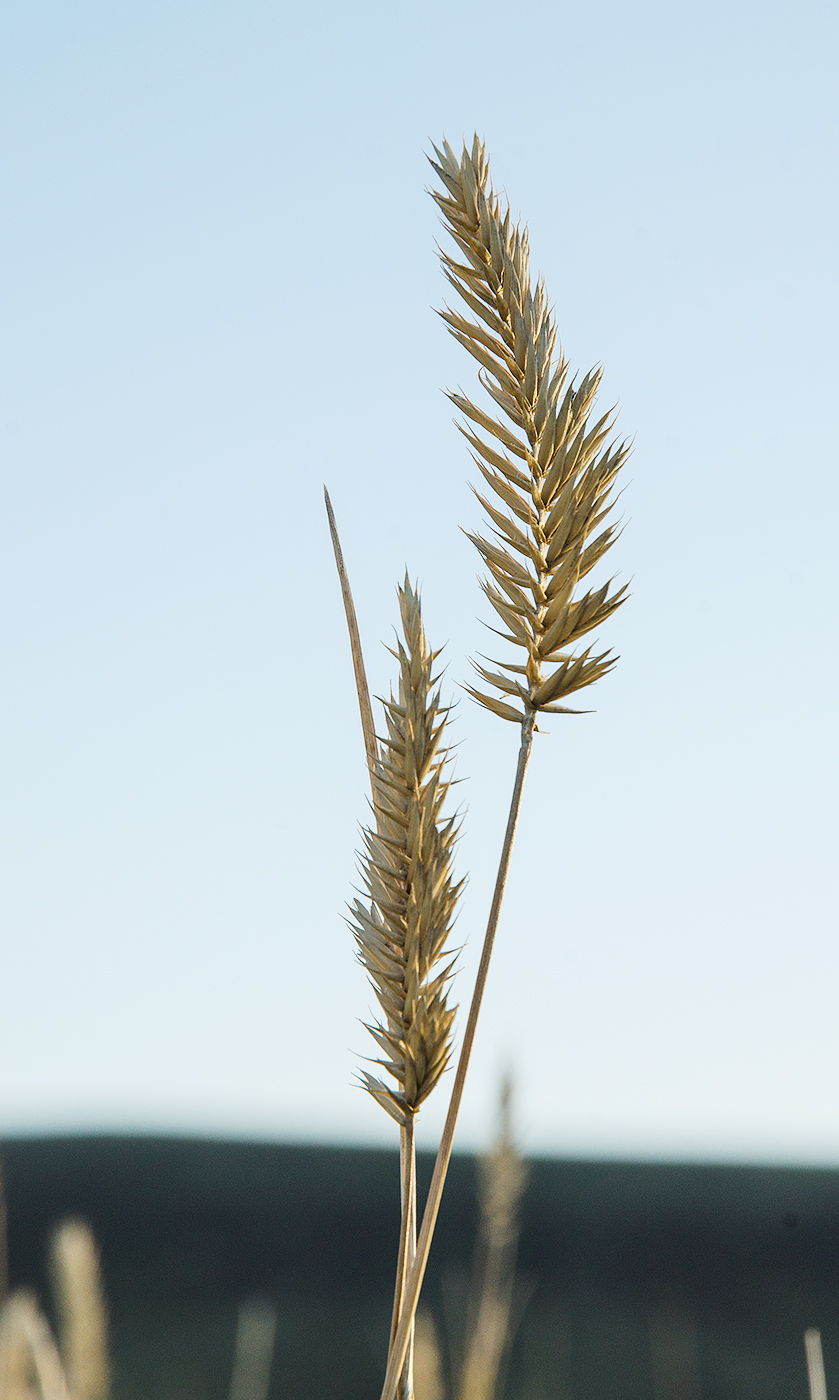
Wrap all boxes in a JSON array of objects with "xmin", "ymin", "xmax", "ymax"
[
  {"xmin": 429, "ymin": 136, "xmax": 629, "ymax": 722},
  {"xmin": 476, "ymin": 1078, "xmax": 528, "ymax": 1260},
  {"xmin": 349, "ymin": 578, "xmax": 463, "ymax": 1128},
  {"xmin": 458, "ymin": 1078, "xmax": 528, "ymax": 1400}
]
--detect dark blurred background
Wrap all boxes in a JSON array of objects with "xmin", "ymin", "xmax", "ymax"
[{"xmin": 3, "ymin": 1136, "xmax": 837, "ymax": 1400}]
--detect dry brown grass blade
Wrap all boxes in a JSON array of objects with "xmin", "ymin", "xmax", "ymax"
[
  {"xmin": 324, "ymin": 486, "xmax": 380, "ymax": 778},
  {"xmin": 50, "ymin": 1220, "xmax": 109, "ymax": 1400}
]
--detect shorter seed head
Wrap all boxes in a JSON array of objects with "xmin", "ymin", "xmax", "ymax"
[{"xmin": 350, "ymin": 578, "xmax": 463, "ymax": 1127}]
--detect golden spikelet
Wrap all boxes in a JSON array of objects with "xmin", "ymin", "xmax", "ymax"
[
  {"xmin": 429, "ymin": 136, "xmax": 629, "ymax": 722},
  {"xmin": 350, "ymin": 577, "xmax": 463, "ymax": 1128}
]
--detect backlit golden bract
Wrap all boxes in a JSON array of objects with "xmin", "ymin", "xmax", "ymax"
[
  {"xmin": 349, "ymin": 579, "xmax": 463, "ymax": 1128},
  {"xmin": 430, "ymin": 137, "xmax": 629, "ymax": 722}
]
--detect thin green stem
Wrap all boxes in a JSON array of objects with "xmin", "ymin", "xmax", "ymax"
[{"xmin": 379, "ymin": 711, "xmax": 536, "ymax": 1400}]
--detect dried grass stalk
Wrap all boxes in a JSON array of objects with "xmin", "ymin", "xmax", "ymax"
[
  {"xmin": 413, "ymin": 1310, "xmax": 444, "ymax": 1400},
  {"xmin": 327, "ymin": 497, "xmax": 454, "ymax": 1399},
  {"xmin": 348, "ymin": 575, "xmax": 462, "ymax": 1399},
  {"xmin": 50, "ymin": 1220, "xmax": 109, "ymax": 1400},
  {"xmin": 0, "ymin": 1295, "xmax": 33, "ymax": 1400},
  {"xmin": 805, "ymin": 1329, "xmax": 828, "ymax": 1400},
  {"xmin": 350, "ymin": 577, "xmax": 462, "ymax": 1129},
  {"xmin": 0, "ymin": 1290, "xmax": 71, "ymax": 1400},
  {"xmin": 324, "ymin": 486, "xmax": 380, "ymax": 779},
  {"xmin": 228, "ymin": 1298, "xmax": 277, "ymax": 1400},
  {"xmin": 459, "ymin": 1080, "xmax": 528, "ymax": 1400},
  {"xmin": 430, "ymin": 135, "xmax": 628, "ymax": 721},
  {"xmin": 380, "ymin": 135, "xmax": 628, "ymax": 1400}
]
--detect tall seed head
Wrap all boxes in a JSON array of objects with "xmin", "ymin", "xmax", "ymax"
[
  {"xmin": 430, "ymin": 136, "xmax": 629, "ymax": 722},
  {"xmin": 350, "ymin": 578, "xmax": 463, "ymax": 1128}
]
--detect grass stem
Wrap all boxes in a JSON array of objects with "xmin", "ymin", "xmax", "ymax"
[
  {"xmin": 805, "ymin": 1329, "xmax": 828, "ymax": 1400},
  {"xmin": 393, "ymin": 1118, "xmax": 416, "ymax": 1400},
  {"xmin": 380, "ymin": 710, "xmax": 536, "ymax": 1400}
]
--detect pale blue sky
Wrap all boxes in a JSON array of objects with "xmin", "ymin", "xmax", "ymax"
[{"xmin": 1, "ymin": 0, "xmax": 837, "ymax": 1160}]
